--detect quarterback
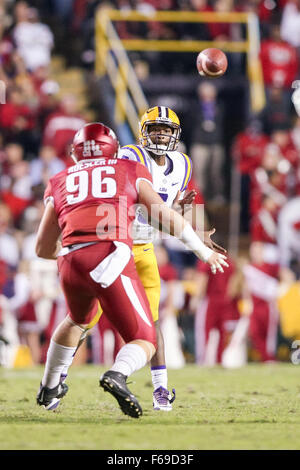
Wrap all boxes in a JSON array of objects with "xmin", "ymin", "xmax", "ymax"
[
  {"xmin": 118, "ymin": 106, "xmax": 225, "ymax": 410},
  {"xmin": 105, "ymin": 106, "xmax": 223, "ymax": 409},
  {"xmin": 118, "ymin": 106, "xmax": 196, "ymax": 411}
]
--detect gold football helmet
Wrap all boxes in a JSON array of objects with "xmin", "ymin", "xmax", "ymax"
[{"xmin": 139, "ymin": 106, "xmax": 181, "ymax": 155}]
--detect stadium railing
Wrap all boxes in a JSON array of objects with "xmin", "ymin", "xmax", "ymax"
[
  {"xmin": 95, "ymin": 7, "xmax": 149, "ymax": 141},
  {"xmin": 95, "ymin": 7, "xmax": 265, "ymax": 255},
  {"xmin": 95, "ymin": 7, "xmax": 265, "ymax": 140}
]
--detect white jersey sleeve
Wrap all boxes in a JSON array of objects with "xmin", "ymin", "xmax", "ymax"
[
  {"xmin": 178, "ymin": 152, "xmax": 192, "ymax": 193},
  {"xmin": 118, "ymin": 146, "xmax": 139, "ymax": 162},
  {"xmin": 118, "ymin": 145, "xmax": 148, "ymax": 164}
]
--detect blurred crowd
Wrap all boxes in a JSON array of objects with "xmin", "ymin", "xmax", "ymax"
[{"xmin": 0, "ymin": 0, "xmax": 300, "ymax": 369}]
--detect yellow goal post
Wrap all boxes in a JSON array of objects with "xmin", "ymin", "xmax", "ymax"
[{"xmin": 95, "ymin": 7, "xmax": 265, "ymax": 140}]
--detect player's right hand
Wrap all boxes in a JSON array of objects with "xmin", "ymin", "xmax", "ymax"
[
  {"xmin": 207, "ymin": 252, "xmax": 229, "ymax": 274},
  {"xmin": 173, "ymin": 190, "xmax": 197, "ymax": 215}
]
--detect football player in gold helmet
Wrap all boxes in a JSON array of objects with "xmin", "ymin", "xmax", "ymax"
[
  {"xmin": 139, "ymin": 106, "xmax": 182, "ymax": 155},
  {"xmin": 118, "ymin": 106, "xmax": 225, "ymax": 410}
]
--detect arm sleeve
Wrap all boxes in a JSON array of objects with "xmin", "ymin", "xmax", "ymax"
[{"xmin": 43, "ymin": 180, "xmax": 54, "ymax": 207}]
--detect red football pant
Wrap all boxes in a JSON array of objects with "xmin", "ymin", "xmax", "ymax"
[
  {"xmin": 57, "ymin": 242, "xmax": 156, "ymax": 348},
  {"xmin": 194, "ymin": 297, "xmax": 240, "ymax": 364},
  {"xmin": 249, "ymin": 298, "xmax": 278, "ymax": 362},
  {"xmin": 195, "ymin": 298, "xmax": 226, "ymax": 364}
]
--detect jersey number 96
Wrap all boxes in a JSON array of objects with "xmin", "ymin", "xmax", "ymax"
[{"xmin": 66, "ymin": 166, "xmax": 117, "ymax": 204}]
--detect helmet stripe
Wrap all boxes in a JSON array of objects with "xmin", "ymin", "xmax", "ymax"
[{"xmin": 180, "ymin": 153, "xmax": 192, "ymax": 191}]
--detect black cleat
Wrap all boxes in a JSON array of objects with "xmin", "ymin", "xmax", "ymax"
[
  {"xmin": 100, "ymin": 370, "xmax": 142, "ymax": 419},
  {"xmin": 36, "ymin": 382, "xmax": 68, "ymax": 411}
]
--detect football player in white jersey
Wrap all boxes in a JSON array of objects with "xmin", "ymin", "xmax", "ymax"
[
  {"xmin": 118, "ymin": 106, "xmax": 193, "ymax": 410},
  {"xmin": 116, "ymin": 106, "xmax": 225, "ymax": 411}
]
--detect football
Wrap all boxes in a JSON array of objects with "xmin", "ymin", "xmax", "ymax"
[{"xmin": 196, "ymin": 48, "xmax": 228, "ymax": 78}]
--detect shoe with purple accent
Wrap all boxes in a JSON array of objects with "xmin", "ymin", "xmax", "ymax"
[
  {"xmin": 36, "ymin": 382, "xmax": 68, "ymax": 411},
  {"xmin": 60, "ymin": 373, "xmax": 68, "ymax": 383},
  {"xmin": 153, "ymin": 387, "xmax": 176, "ymax": 411}
]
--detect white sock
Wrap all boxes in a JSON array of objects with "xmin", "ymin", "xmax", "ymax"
[
  {"xmin": 110, "ymin": 343, "xmax": 147, "ymax": 377},
  {"xmin": 151, "ymin": 366, "xmax": 168, "ymax": 390},
  {"xmin": 59, "ymin": 330, "xmax": 88, "ymax": 380},
  {"xmin": 42, "ymin": 340, "xmax": 77, "ymax": 389}
]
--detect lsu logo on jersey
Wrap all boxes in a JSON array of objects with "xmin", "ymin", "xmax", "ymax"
[{"xmin": 83, "ymin": 140, "xmax": 103, "ymax": 157}]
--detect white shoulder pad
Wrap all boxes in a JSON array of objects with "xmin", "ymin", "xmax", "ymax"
[{"xmin": 118, "ymin": 145, "xmax": 140, "ymax": 162}]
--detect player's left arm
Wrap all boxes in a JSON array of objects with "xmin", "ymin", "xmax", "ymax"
[{"xmin": 35, "ymin": 202, "xmax": 62, "ymax": 260}]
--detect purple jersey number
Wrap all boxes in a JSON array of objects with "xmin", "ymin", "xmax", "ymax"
[{"xmin": 158, "ymin": 193, "xmax": 168, "ymax": 202}]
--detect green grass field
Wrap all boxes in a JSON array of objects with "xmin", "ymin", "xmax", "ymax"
[{"xmin": 1, "ymin": 363, "xmax": 300, "ymax": 450}]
